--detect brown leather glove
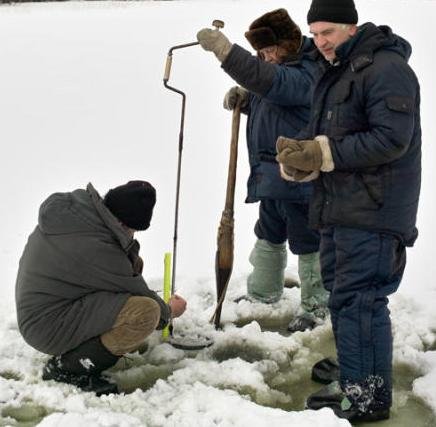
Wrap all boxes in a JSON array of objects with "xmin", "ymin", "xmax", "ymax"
[
  {"xmin": 197, "ymin": 28, "xmax": 233, "ymax": 62},
  {"xmin": 276, "ymin": 136, "xmax": 323, "ymax": 172}
]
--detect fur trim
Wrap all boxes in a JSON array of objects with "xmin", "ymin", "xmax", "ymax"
[
  {"xmin": 279, "ymin": 164, "xmax": 295, "ymax": 181},
  {"xmin": 279, "ymin": 164, "xmax": 320, "ymax": 183},
  {"xmin": 315, "ymin": 135, "xmax": 335, "ymax": 172},
  {"xmin": 245, "ymin": 8, "xmax": 301, "ymax": 53},
  {"xmin": 296, "ymin": 170, "xmax": 320, "ymax": 182}
]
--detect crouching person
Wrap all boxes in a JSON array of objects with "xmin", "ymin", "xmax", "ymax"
[{"xmin": 15, "ymin": 181, "xmax": 186, "ymax": 396}]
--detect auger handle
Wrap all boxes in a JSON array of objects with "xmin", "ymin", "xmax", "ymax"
[{"xmin": 163, "ymin": 19, "xmax": 225, "ymax": 83}]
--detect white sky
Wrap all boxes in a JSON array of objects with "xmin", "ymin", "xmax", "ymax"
[{"xmin": 0, "ymin": 1, "xmax": 435, "ymax": 426}]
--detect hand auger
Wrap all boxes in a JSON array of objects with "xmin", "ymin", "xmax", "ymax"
[
  {"xmin": 161, "ymin": 20, "xmax": 224, "ymax": 350},
  {"xmin": 163, "ymin": 19, "xmax": 224, "ymax": 298}
]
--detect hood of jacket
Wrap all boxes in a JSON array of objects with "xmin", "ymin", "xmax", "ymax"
[
  {"xmin": 336, "ymin": 22, "xmax": 412, "ymax": 69},
  {"xmin": 38, "ymin": 183, "xmax": 133, "ymax": 251}
]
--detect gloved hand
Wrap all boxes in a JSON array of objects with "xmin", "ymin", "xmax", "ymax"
[
  {"xmin": 197, "ymin": 28, "xmax": 233, "ymax": 62},
  {"xmin": 276, "ymin": 136, "xmax": 323, "ymax": 172},
  {"xmin": 223, "ymin": 86, "xmax": 249, "ymax": 110},
  {"xmin": 279, "ymin": 163, "xmax": 320, "ymax": 182}
]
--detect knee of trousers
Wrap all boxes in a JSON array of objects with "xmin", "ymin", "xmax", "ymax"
[
  {"xmin": 120, "ymin": 296, "xmax": 161, "ymax": 330},
  {"xmin": 101, "ymin": 296, "xmax": 161, "ymax": 355}
]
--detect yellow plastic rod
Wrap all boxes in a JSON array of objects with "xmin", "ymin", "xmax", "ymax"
[{"xmin": 162, "ymin": 252, "xmax": 172, "ymax": 339}]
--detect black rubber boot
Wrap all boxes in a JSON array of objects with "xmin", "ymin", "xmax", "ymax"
[
  {"xmin": 287, "ymin": 315, "xmax": 317, "ymax": 333},
  {"xmin": 42, "ymin": 336, "xmax": 120, "ymax": 396},
  {"xmin": 311, "ymin": 357, "xmax": 340, "ymax": 384},
  {"xmin": 306, "ymin": 381, "xmax": 390, "ymax": 423},
  {"xmin": 284, "ymin": 277, "xmax": 300, "ymax": 289}
]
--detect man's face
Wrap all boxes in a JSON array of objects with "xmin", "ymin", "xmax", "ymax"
[
  {"xmin": 309, "ymin": 22, "xmax": 357, "ymax": 61},
  {"xmin": 259, "ymin": 45, "xmax": 287, "ymax": 64}
]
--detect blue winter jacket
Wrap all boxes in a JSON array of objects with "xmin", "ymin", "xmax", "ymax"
[
  {"xmin": 302, "ymin": 23, "xmax": 421, "ymax": 246},
  {"xmin": 221, "ymin": 37, "xmax": 320, "ymax": 203}
]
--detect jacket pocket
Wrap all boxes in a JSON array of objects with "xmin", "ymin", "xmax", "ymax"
[
  {"xmin": 322, "ymin": 171, "xmax": 382, "ymax": 227},
  {"xmin": 360, "ymin": 167, "xmax": 384, "ymax": 207},
  {"xmin": 385, "ymin": 96, "xmax": 414, "ymax": 114}
]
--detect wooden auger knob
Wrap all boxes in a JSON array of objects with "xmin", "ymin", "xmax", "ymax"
[{"xmin": 212, "ymin": 20, "xmax": 225, "ymax": 30}]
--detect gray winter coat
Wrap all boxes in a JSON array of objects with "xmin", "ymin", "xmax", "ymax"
[{"xmin": 15, "ymin": 183, "xmax": 170, "ymax": 356}]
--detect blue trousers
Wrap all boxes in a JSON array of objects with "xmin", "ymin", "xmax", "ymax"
[
  {"xmin": 254, "ymin": 199, "xmax": 320, "ymax": 255},
  {"xmin": 320, "ymin": 226, "xmax": 406, "ymax": 405}
]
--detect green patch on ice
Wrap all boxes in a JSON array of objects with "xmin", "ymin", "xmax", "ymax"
[
  {"xmin": 115, "ymin": 364, "xmax": 175, "ymax": 394},
  {"xmin": 235, "ymin": 316, "xmax": 289, "ymax": 333},
  {"xmin": 423, "ymin": 337, "xmax": 436, "ymax": 352},
  {"xmin": 0, "ymin": 370, "xmax": 21, "ymax": 381},
  {"xmin": 211, "ymin": 342, "xmax": 266, "ymax": 364},
  {"xmin": 214, "ymin": 383, "xmax": 292, "ymax": 407},
  {"xmin": 1, "ymin": 403, "xmax": 48, "ymax": 426}
]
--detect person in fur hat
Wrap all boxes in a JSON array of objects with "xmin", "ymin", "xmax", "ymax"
[{"xmin": 197, "ymin": 9, "xmax": 329, "ymax": 332}]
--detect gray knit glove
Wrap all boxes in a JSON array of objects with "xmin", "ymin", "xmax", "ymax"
[
  {"xmin": 223, "ymin": 86, "xmax": 248, "ymax": 110},
  {"xmin": 197, "ymin": 28, "xmax": 233, "ymax": 62}
]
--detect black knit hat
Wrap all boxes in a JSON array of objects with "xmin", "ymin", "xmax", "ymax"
[
  {"xmin": 245, "ymin": 8, "xmax": 302, "ymax": 53},
  {"xmin": 307, "ymin": 0, "xmax": 358, "ymax": 25},
  {"xmin": 104, "ymin": 181, "xmax": 156, "ymax": 231}
]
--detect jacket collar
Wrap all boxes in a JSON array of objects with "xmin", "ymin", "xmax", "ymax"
[
  {"xmin": 335, "ymin": 22, "xmax": 410, "ymax": 73},
  {"xmin": 334, "ymin": 25, "xmax": 373, "ymax": 72},
  {"xmin": 87, "ymin": 182, "xmax": 136, "ymax": 252}
]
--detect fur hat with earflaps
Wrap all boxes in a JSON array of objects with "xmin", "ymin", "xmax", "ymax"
[{"xmin": 245, "ymin": 8, "xmax": 302, "ymax": 55}]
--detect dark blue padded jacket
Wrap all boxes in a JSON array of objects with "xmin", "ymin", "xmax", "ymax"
[
  {"xmin": 221, "ymin": 37, "xmax": 320, "ymax": 203},
  {"xmin": 300, "ymin": 23, "xmax": 421, "ymax": 246}
]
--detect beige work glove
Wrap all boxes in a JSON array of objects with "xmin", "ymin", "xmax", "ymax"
[
  {"xmin": 276, "ymin": 137, "xmax": 323, "ymax": 172},
  {"xmin": 223, "ymin": 86, "xmax": 249, "ymax": 110},
  {"xmin": 276, "ymin": 135, "xmax": 334, "ymax": 174},
  {"xmin": 197, "ymin": 28, "xmax": 233, "ymax": 62}
]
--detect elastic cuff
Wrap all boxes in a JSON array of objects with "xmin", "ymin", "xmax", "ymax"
[
  {"xmin": 216, "ymin": 42, "xmax": 233, "ymax": 63},
  {"xmin": 315, "ymin": 135, "xmax": 335, "ymax": 172}
]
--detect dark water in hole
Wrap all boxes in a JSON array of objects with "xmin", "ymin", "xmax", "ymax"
[{"xmin": 229, "ymin": 317, "xmax": 436, "ymax": 426}]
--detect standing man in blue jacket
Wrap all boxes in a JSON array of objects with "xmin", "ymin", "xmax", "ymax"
[
  {"xmin": 276, "ymin": 0, "xmax": 421, "ymax": 421},
  {"xmin": 196, "ymin": 9, "xmax": 329, "ymax": 332}
]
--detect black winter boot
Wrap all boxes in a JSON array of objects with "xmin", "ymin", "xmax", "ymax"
[
  {"xmin": 311, "ymin": 357, "xmax": 340, "ymax": 384},
  {"xmin": 42, "ymin": 336, "xmax": 120, "ymax": 396},
  {"xmin": 306, "ymin": 379, "xmax": 390, "ymax": 423},
  {"xmin": 287, "ymin": 315, "xmax": 317, "ymax": 333}
]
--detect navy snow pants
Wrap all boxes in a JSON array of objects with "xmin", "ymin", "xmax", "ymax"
[
  {"xmin": 254, "ymin": 199, "xmax": 320, "ymax": 255},
  {"xmin": 320, "ymin": 226, "xmax": 406, "ymax": 405}
]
